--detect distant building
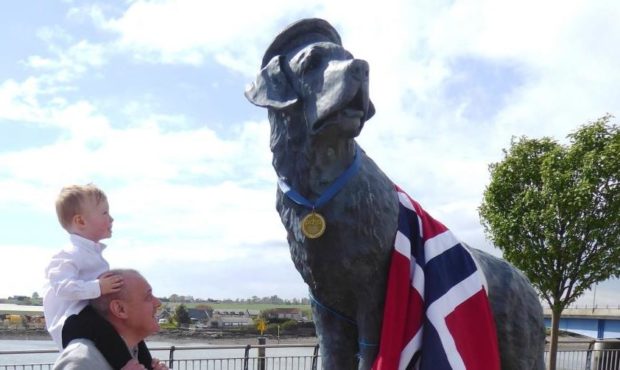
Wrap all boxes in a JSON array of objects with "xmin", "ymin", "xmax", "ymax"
[
  {"xmin": 157, "ymin": 306, "xmax": 174, "ymax": 322},
  {"xmin": 187, "ymin": 308, "xmax": 210, "ymax": 324},
  {"xmin": 0, "ymin": 304, "xmax": 45, "ymax": 329},
  {"xmin": 210, "ymin": 308, "xmax": 254, "ymax": 327},
  {"xmin": 212, "ymin": 308, "xmax": 259, "ymax": 318},
  {"xmin": 215, "ymin": 316, "xmax": 254, "ymax": 327},
  {"xmin": 246, "ymin": 309, "xmax": 260, "ymax": 318},
  {"xmin": 213, "ymin": 308, "xmax": 246, "ymax": 316},
  {"xmin": 264, "ymin": 308, "xmax": 305, "ymax": 321}
]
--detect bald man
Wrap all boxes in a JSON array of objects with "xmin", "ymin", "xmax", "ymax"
[{"xmin": 53, "ymin": 269, "xmax": 168, "ymax": 370}]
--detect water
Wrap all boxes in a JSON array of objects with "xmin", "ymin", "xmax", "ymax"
[
  {"xmin": 6, "ymin": 339, "xmax": 609, "ymax": 370},
  {"xmin": 0, "ymin": 339, "xmax": 318, "ymax": 367},
  {"xmin": 0, "ymin": 339, "xmax": 58, "ymax": 366}
]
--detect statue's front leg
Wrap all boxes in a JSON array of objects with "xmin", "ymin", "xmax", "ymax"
[
  {"xmin": 312, "ymin": 301, "xmax": 359, "ymax": 370},
  {"xmin": 355, "ymin": 294, "xmax": 384, "ymax": 370},
  {"xmin": 357, "ymin": 339, "xmax": 380, "ymax": 370}
]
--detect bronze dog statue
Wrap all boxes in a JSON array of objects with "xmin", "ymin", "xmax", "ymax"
[{"xmin": 246, "ymin": 18, "xmax": 545, "ymax": 370}]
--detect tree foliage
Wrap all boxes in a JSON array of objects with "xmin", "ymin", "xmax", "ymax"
[
  {"xmin": 480, "ymin": 115, "xmax": 619, "ymax": 307},
  {"xmin": 174, "ymin": 304, "xmax": 191, "ymax": 326},
  {"xmin": 479, "ymin": 115, "xmax": 619, "ymax": 369}
]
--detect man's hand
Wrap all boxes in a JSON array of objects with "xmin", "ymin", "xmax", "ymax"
[
  {"xmin": 120, "ymin": 359, "xmax": 146, "ymax": 370},
  {"xmin": 99, "ymin": 272, "xmax": 123, "ymax": 295},
  {"xmin": 152, "ymin": 358, "xmax": 169, "ymax": 370}
]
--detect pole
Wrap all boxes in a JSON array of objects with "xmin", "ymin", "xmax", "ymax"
[
  {"xmin": 243, "ymin": 344, "xmax": 251, "ymax": 370},
  {"xmin": 168, "ymin": 345, "xmax": 175, "ymax": 369},
  {"xmin": 592, "ymin": 284, "xmax": 597, "ymax": 313},
  {"xmin": 258, "ymin": 336, "xmax": 266, "ymax": 370}
]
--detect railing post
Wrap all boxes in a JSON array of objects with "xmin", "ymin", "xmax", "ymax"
[
  {"xmin": 168, "ymin": 345, "xmax": 175, "ymax": 369},
  {"xmin": 243, "ymin": 344, "xmax": 251, "ymax": 370},
  {"xmin": 585, "ymin": 341, "xmax": 594, "ymax": 370},
  {"xmin": 258, "ymin": 336, "xmax": 266, "ymax": 370},
  {"xmin": 312, "ymin": 344, "xmax": 320, "ymax": 370}
]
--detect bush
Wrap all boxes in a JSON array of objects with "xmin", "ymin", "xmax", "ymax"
[{"xmin": 280, "ymin": 320, "xmax": 298, "ymax": 331}]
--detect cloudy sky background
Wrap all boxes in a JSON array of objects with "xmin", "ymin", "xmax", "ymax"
[{"xmin": 1, "ymin": 0, "xmax": 618, "ymax": 306}]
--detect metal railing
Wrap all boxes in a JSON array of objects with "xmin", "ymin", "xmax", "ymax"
[
  {"xmin": 0, "ymin": 343, "xmax": 321, "ymax": 370},
  {"xmin": 545, "ymin": 348, "xmax": 620, "ymax": 370},
  {"xmin": 2, "ymin": 342, "xmax": 620, "ymax": 370},
  {"xmin": 542, "ymin": 340, "xmax": 620, "ymax": 370}
]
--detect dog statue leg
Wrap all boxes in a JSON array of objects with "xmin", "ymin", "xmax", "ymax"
[
  {"xmin": 467, "ymin": 247, "xmax": 546, "ymax": 370},
  {"xmin": 356, "ymin": 324, "xmax": 380, "ymax": 370},
  {"xmin": 311, "ymin": 301, "xmax": 359, "ymax": 370},
  {"xmin": 355, "ymin": 292, "xmax": 384, "ymax": 370}
]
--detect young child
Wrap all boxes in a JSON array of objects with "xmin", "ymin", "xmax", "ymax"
[
  {"xmin": 43, "ymin": 184, "xmax": 155, "ymax": 369},
  {"xmin": 43, "ymin": 184, "xmax": 121, "ymax": 349}
]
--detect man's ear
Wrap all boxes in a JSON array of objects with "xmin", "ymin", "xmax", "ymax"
[
  {"xmin": 110, "ymin": 300, "xmax": 129, "ymax": 319},
  {"xmin": 244, "ymin": 55, "xmax": 298, "ymax": 109}
]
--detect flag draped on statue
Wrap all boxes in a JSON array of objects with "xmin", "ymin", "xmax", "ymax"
[{"xmin": 372, "ymin": 186, "xmax": 501, "ymax": 370}]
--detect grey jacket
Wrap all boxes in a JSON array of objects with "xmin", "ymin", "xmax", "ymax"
[{"xmin": 53, "ymin": 339, "xmax": 113, "ymax": 370}]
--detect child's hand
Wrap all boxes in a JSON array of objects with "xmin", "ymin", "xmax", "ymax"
[
  {"xmin": 152, "ymin": 358, "xmax": 169, "ymax": 370},
  {"xmin": 99, "ymin": 272, "xmax": 123, "ymax": 295},
  {"xmin": 120, "ymin": 359, "xmax": 146, "ymax": 370}
]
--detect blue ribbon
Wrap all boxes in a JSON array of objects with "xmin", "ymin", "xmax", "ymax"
[
  {"xmin": 278, "ymin": 146, "xmax": 361, "ymax": 210},
  {"xmin": 309, "ymin": 292, "xmax": 378, "ymax": 348},
  {"xmin": 309, "ymin": 292, "xmax": 357, "ymax": 325}
]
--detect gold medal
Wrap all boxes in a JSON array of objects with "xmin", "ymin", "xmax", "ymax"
[{"xmin": 301, "ymin": 212, "xmax": 326, "ymax": 239}]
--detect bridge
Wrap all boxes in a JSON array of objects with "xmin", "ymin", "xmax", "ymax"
[{"xmin": 544, "ymin": 307, "xmax": 620, "ymax": 339}]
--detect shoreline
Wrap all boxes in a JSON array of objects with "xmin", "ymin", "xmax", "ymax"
[{"xmin": 0, "ymin": 328, "xmax": 318, "ymax": 345}]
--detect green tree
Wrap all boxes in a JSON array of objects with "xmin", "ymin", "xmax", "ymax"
[
  {"xmin": 479, "ymin": 115, "xmax": 620, "ymax": 370},
  {"xmin": 174, "ymin": 304, "xmax": 191, "ymax": 327}
]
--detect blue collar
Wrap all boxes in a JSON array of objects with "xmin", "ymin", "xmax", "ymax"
[{"xmin": 278, "ymin": 146, "xmax": 361, "ymax": 210}]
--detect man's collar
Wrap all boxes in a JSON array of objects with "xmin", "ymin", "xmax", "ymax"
[{"xmin": 120, "ymin": 335, "xmax": 139, "ymax": 359}]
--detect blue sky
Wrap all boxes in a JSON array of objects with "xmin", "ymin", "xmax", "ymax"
[{"xmin": 1, "ymin": 0, "xmax": 618, "ymax": 306}]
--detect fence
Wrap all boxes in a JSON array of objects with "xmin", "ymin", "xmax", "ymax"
[
  {"xmin": 2, "ymin": 341, "xmax": 620, "ymax": 370},
  {"xmin": 547, "ymin": 341, "xmax": 620, "ymax": 370},
  {"xmin": 0, "ymin": 343, "xmax": 321, "ymax": 370}
]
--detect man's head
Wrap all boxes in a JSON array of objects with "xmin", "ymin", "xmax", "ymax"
[
  {"xmin": 91, "ymin": 269, "xmax": 161, "ymax": 346},
  {"xmin": 56, "ymin": 184, "xmax": 113, "ymax": 242}
]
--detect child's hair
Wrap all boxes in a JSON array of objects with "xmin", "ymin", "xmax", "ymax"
[{"xmin": 56, "ymin": 184, "xmax": 107, "ymax": 231}]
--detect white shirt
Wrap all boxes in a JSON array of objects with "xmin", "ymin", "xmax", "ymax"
[{"xmin": 43, "ymin": 234, "xmax": 110, "ymax": 349}]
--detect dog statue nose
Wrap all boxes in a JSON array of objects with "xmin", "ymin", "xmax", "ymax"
[{"xmin": 350, "ymin": 59, "xmax": 369, "ymax": 81}]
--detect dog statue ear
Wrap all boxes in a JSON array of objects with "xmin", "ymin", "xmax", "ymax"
[{"xmin": 245, "ymin": 55, "xmax": 299, "ymax": 109}]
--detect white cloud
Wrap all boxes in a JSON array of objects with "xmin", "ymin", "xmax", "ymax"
[
  {"xmin": 94, "ymin": 0, "xmax": 325, "ymax": 72},
  {"xmin": 0, "ymin": 245, "xmax": 52, "ymax": 297},
  {"xmin": 1, "ymin": 0, "xmax": 619, "ymax": 303}
]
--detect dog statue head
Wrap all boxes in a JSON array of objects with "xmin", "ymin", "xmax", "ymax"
[{"xmin": 245, "ymin": 18, "xmax": 375, "ymax": 146}]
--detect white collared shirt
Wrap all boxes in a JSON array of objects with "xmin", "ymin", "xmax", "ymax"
[{"xmin": 43, "ymin": 234, "xmax": 110, "ymax": 349}]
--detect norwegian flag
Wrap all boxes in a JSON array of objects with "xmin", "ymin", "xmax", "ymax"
[{"xmin": 372, "ymin": 186, "xmax": 501, "ymax": 370}]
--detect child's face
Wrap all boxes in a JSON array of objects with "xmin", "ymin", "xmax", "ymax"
[{"xmin": 79, "ymin": 196, "xmax": 113, "ymax": 242}]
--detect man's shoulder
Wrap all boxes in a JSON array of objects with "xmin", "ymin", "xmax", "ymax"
[{"xmin": 53, "ymin": 339, "xmax": 113, "ymax": 370}]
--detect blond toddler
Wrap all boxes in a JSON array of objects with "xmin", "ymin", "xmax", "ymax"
[{"xmin": 42, "ymin": 184, "xmax": 122, "ymax": 349}]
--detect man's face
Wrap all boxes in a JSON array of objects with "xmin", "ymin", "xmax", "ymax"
[{"xmin": 122, "ymin": 273, "xmax": 162, "ymax": 339}]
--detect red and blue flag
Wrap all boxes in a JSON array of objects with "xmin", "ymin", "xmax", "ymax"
[{"xmin": 372, "ymin": 186, "xmax": 500, "ymax": 370}]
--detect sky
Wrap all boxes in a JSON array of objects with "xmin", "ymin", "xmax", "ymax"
[{"xmin": 1, "ymin": 0, "xmax": 618, "ymax": 307}]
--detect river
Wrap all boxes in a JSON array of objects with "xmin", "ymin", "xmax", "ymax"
[
  {"xmin": 0, "ymin": 338, "xmax": 320, "ymax": 368},
  {"xmin": 2, "ymin": 338, "xmax": 608, "ymax": 370}
]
